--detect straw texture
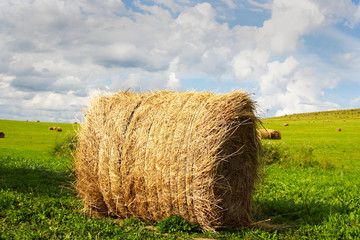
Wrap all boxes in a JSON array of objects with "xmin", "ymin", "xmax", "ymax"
[
  {"xmin": 74, "ymin": 90, "xmax": 260, "ymax": 231},
  {"xmin": 257, "ymin": 129, "xmax": 281, "ymax": 140}
]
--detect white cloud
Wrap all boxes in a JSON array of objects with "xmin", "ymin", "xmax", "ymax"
[
  {"xmin": 0, "ymin": 0, "xmax": 359, "ymax": 122},
  {"xmin": 222, "ymin": 0, "xmax": 236, "ymax": 9},
  {"xmin": 314, "ymin": 0, "xmax": 360, "ymax": 27},
  {"xmin": 333, "ymin": 52, "xmax": 358, "ymax": 63},
  {"xmin": 22, "ymin": 91, "xmax": 85, "ymax": 112},
  {"xmin": 259, "ymin": 56, "xmax": 299, "ymax": 95},
  {"xmin": 257, "ymin": 58, "xmax": 340, "ymax": 116},
  {"xmin": 176, "ymin": 3, "xmax": 217, "ymax": 29},
  {"xmin": 247, "ymin": 0, "xmax": 272, "ymax": 10},
  {"xmin": 167, "ymin": 72, "xmax": 182, "ymax": 90},
  {"xmin": 54, "ymin": 76, "xmax": 82, "ymax": 91},
  {"xmin": 232, "ymin": 49, "xmax": 269, "ymax": 80},
  {"xmin": 350, "ymin": 97, "xmax": 360, "ymax": 107},
  {"xmin": 256, "ymin": 0, "xmax": 325, "ymax": 54},
  {"xmin": 0, "ymin": 74, "xmax": 87, "ymax": 122},
  {"xmin": 166, "ymin": 57, "xmax": 182, "ymax": 90}
]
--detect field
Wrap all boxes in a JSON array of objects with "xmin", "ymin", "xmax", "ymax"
[{"xmin": 0, "ymin": 109, "xmax": 359, "ymax": 239}]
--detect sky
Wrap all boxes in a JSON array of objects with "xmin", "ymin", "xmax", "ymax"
[{"xmin": 0, "ymin": 0, "xmax": 360, "ymax": 123}]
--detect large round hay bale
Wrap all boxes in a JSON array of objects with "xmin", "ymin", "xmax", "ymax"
[
  {"xmin": 0, "ymin": 132, "xmax": 4, "ymax": 138},
  {"xmin": 74, "ymin": 91, "xmax": 260, "ymax": 231}
]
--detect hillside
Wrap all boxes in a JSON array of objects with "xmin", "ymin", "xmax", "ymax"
[
  {"xmin": 268, "ymin": 108, "xmax": 360, "ymax": 120},
  {"xmin": 260, "ymin": 108, "xmax": 360, "ymax": 170},
  {"xmin": 0, "ymin": 109, "xmax": 360, "ymax": 239}
]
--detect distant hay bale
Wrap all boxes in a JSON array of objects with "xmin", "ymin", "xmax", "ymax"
[
  {"xmin": 74, "ymin": 90, "xmax": 260, "ymax": 231},
  {"xmin": 336, "ymin": 128, "xmax": 341, "ymax": 132},
  {"xmin": 257, "ymin": 129, "xmax": 281, "ymax": 140},
  {"xmin": 74, "ymin": 122, "xmax": 78, "ymax": 124},
  {"xmin": 283, "ymin": 123, "xmax": 289, "ymax": 126},
  {"xmin": 56, "ymin": 127, "xmax": 62, "ymax": 132},
  {"xmin": 257, "ymin": 129, "xmax": 270, "ymax": 139},
  {"xmin": 36, "ymin": 120, "xmax": 40, "ymax": 122},
  {"xmin": 0, "ymin": 132, "xmax": 4, "ymax": 138},
  {"xmin": 48, "ymin": 126, "xmax": 56, "ymax": 130}
]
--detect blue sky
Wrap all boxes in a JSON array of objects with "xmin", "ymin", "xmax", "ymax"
[{"xmin": 0, "ymin": 0, "xmax": 359, "ymax": 122}]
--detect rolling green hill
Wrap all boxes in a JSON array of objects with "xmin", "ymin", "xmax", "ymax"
[
  {"xmin": 268, "ymin": 108, "xmax": 360, "ymax": 120},
  {"xmin": 0, "ymin": 110, "xmax": 359, "ymax": 239},
  {"xmin": 260, "ymin": 108, "xmax": 360, "ymax": 170}
]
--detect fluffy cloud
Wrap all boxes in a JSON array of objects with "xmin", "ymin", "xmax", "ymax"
[
  {"xmin": 257, "ymin": 0, "xmax": 325, "ymax": 54},
  {"xmin": 350, "ymin": 97, "xmax": 360, "ymax": 107},
  {"xmin": 257, "ymin": 57, "xmax": 340, "ymax": 116},
  {"xmin": 233, "ymin": 49, "xmax": 269, "ymax": 80},
  {"xmin": 314, "ymin": 0, "xmax": 360, "ymax": 27},
  {"xmin": 0, "ymin": 0, "xmax": 359, "ymax": 122}
]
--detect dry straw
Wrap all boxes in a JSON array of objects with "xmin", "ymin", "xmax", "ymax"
[
  {"xmin": 74, "ymin": 90, "xmax": 260, "ymax": 231},
  {"xmin": 257, "ymin": 129, "xmax": 281, "ymax": 140}
]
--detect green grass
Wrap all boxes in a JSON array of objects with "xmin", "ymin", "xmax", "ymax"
[
  {"xmin": 0, "ymin": 110, "xmax": 359, "ymax": 239},
  {"xmin": 260, "ymin": 109, "xmax": 360, "ymax": 169}
]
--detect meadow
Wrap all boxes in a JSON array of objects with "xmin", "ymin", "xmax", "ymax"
[{"xmin": 0, "ymin": 109, "xmax": 359, "ymax": 239}]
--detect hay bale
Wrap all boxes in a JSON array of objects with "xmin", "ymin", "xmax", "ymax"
[
  {"xmin": 283, "ymin": 123, "xmax": 289, "ymax": 126},
  {"xmin": 0, "ymin": 132, "xmax": 4, "ymax": 138},
  {"xmin": 48, "ymin": 126, "xmax": 56, "ymax": 130},
  {"xmin": 257, "ymin": 129, "xmax": 271, "ymax": 139},
  {"xmin": 56, "ymin": 127, "xmax": 62, "ymax": 132},
  {"xmin": 74, "ymin": 91, "xmax": 260, "ymax": 231},
  {"xmin": 257, "ymin": 129, "xmax": 281, "ymax": 140},
  {"xmin": 336, "ymin": 128, "xmax": 341, "ymax": 131}
]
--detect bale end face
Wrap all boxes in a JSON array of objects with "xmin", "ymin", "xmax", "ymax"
[{"xmin": 0, "ymin": 132, "xmax": 4, "ymax": 138}]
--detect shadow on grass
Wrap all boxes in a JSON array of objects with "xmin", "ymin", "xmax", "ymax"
[
  {"xmin": 252, "ymin": 198, "xmax": 351, "ymax": 228},
  {"xmin": 0, "ymin": 161, "xmax": 73, "ymax": 197}
]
